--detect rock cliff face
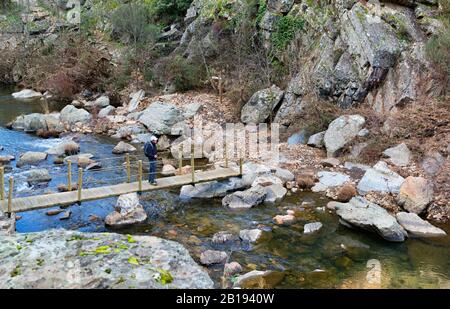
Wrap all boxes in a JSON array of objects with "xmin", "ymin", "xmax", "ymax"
[{"xmin": 178, "ymin": 0, "xmax": 445, "ymax": 129}]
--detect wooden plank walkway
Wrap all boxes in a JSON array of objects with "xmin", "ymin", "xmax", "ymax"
[{"xmin": 0, "ymin": 168, "xmax": 240, "ymax": 213}]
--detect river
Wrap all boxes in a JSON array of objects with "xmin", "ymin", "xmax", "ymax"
[{"xmin": 0, "ymin": 85, "xmax": 449, "ymax": 288}]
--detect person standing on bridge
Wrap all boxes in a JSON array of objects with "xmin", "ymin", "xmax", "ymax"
[{"xmin": 144, "ymin": 136, "xmax": 158, "ymax": 185}]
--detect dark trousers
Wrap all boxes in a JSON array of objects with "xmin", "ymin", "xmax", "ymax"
[{"xmin": 149, "ymin": 159, "xmax": 157, "ymax": 182}]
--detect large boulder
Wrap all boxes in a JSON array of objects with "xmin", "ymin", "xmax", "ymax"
[
  {"xmin": 396, "ymin": 212, "xmax": 446, "ymax": 238},
  {"xmin": 240, "ymin": 85, "xmax": 284, "ymax": 124},
  {"xmin": 334, "ymin": 196, "xmax": 408, "ymax": 242},
  {"xmin": 60, "ymin": 105, "xmax": 92, "ymax": 125},
  {"xmin": 382, "ymin": 143, "xmax": 411, "ymax": 167},
  {"xmin": 324, "ymin": 115, "xmax": 366, "ymax": 157},
  {"xmin": 85, "ymin": 96, "xmax": 110, "ymax": 109},
  {"xmin": 11, "ymin": 113, "xmax": 63, "ymax": 133},
  {"xmin": 105, "ymin": 193, "xmax": 147, "ymax": 227},
  {"xmin": 12, "ymin": 89, "xmax": 42, "ymax": 99},
  {"xmin": 397, "ymin": 176, "xmax": 433, "ymax": 214},
  {"xmin": 17, "ymin": 152, "xmax": 48, "ymax": 168},
  {"xmin": 357, "ymin": 161, "xmax": 405, "ymax": 195},
  {"xmin": 222, "ymin": 186, "xmax": 267, "ymax": 209},
  {"xmin": 307, "ymin": 131, "xmax": 325, "ymax": 148},
  {"xmin": 138, "ymin": 102, "xmax": 184, "ymax": 135},
  {"xmin": 0, "ymin": 229, "xmax": 213, "ymax": 288},
  {"xmin": 264, "ymin": 184, "xmax": 287, "ymax": 203},
  {"xmin": 112, "ymin": 141, "xmax": 137, "ymax": 154}
]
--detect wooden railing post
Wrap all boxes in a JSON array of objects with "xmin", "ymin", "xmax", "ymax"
[
  {"xmin": 191, "ymin": 143, "xmax": 195, "ymax": 183},
  {"xmin": 0, "ymin": 166, "xmax": 4, "ymax": 201},
  {"xmin": 67, "ymin": 160, "xmax": 72, "ymax": 191},
  {"xmin": 138, "ymin": 160, "xmax": 143, "ymax": 192},
  {"xmin": 77, "ymin": 168, "xmax": 83, "ymax": 203},
  {"xmin": 179, "ymin": 144, "xmax": 183, "ymax": 169},
  {"xmin": 126, "ymin": 153, "xmax": 131, "ymax": 183},
  {"xmin": 8, "ymin": 177, "xmax": 13, "ymax": 215}
]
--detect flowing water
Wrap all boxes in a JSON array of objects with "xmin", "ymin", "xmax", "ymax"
[{"xmin": 0, "ymin": 86, "xmax": 449, "ymax": 288}]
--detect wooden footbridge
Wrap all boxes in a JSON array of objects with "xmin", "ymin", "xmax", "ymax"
[{"xmin": 0, "ymin": 145, "xmax": 243, "ymax": 214}]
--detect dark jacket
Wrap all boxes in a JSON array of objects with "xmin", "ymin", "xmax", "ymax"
[{"xmin": 144, "ymin": 142, "xmax": 157, "ymax": 159}]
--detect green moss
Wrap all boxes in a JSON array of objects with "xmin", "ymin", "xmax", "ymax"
[
  {"xmin": 16, "ymin": 245, "xmax": 22, "ymax": 251},
  {"xmin": 95, "ymin": 246, "xmax": 112, "ymax": 254},
  {"xmin": 104, "ymin": 268, "xmax": 112, "ymax": 274},
  {"xmin": 127, "ymin": 235, "xmax": 137, "ymax": 243},
  {"xmin": 128, "ymin": 256, "xmax": 140, "ymax": 266},
  {"xmin": 255, "ymin": 0, "xmax": 267, "ymax": 26},
  {"xmin": 10, "ymin": 266, "xmax": 21, "ymax": 277},
  {"xmin": 154, "ymin": 268, "xmax": 173, "ymax": 285},
  {"xmin": 115, "ymin": 276, "xmax": 126, "ymax": 284},
  {"xmin": 271, "ymin": 15, "xmax": 305, "ymax": 52},
  {"xmin": 382, "ymin": 13, "xmax": 411, "ymax": 42},
  {"xmin": 36, "ymin": 259, "xmax": 44, "ymax": 267}
]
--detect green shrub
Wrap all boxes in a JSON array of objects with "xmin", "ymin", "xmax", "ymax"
[
  {"xmin": 271, "ymin": 15, "xmax": 305, "ymax": 52},
  {"xmin": 166, "ymin": 55, "xmax": 205, "ymax": 91},
  {"xmin": 144, "ymin": 0, "xmax": 192, "ymax": 24},
  {"xmin": 425, "ymin": 24, "xmax": 450, "ymax": 76}
]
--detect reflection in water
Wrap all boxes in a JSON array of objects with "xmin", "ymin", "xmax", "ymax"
[{"xmin": 0, "ymin": 85, "xmax": 449, "ymax": 288}]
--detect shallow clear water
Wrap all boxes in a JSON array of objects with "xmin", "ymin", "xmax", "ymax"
[{"xmin": 0, "ymin": 86, "xmax": 449, "ymax": 288}]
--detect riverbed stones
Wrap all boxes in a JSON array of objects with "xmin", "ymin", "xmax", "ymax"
[
  {"xmin": 397, "ymin": 176, "xmax": 433, "ymax": 214},
  {"xmin": 0, "ymin": 155, "xmax": 14, "ymax": 164},
  {"xmin": 395, "ymin": 212, "xmax": 446, "ymax": 238},
  {"xmin": 200, "ymin": 250, "xmax": 228, "ymax": 265},
  {"xmin": 138, "ymin": 102, "xmax": 184, "ymax": 135},
  {"xmin": 334, "ymin": 196, "xmax": 408, "ymax": 242},
  {"xmin": 212, "ymin": 231, "xmax": 238, "ymax": 244},
  {"xmin": 112, "ymin": 141, "xmax": 137, "ymax": 154},
  {"xmin": 240, "ymin": 85, "xmax": 284, "ymax": 124},
  {"xmin": 312, "ymin": 171, "xmax": 351, "ymax": 192},
  {"xmin": 274, "ymin": 168, "xmax": 295, "ymax": 183},
  {"xmin": 60, "ymin": 105, "xmax": 92, "ymax": 125},
  {"xmin": 233, "ymin": 270, "xmax": 285, "ymax": 289},
  {"xmin": 25, "ymin": 169, "xmax": 52, "ymax": 185},
  {"xmin": 382, "ymin": 143, "xmax": 411, "ymax": 167},
  {"xmin": 224, "ymin": 262, "xmax": 243, "ymax": 277},
  {"xmin": 85, "ymin": 95, "xmax": 110, "ymax": 109},
  {"xmin": 326, "ymin": 183, "xmax": 357, "ymax": 202},
  {"xmin": 222, "ymin": 186, "xmax": 267, "ymax": 209},
  {"xmin": 12, "ymin": 89, "xmax": 42, "ymax": 99},
  {"xmin": 321, "ymin": 158, "xmax": 340, "ymax": 167},
  {"xmin": 273, "ymin": 214, "xmax": 296, "ymax": 226},
  {"xmin": 357, "ymin": 161, "xmax": 405, "ymax": 195},
  {"xmin": 0, "ymin": 229, "xmax": 213, "ymax": 288},
  {"xmin": 307, "ymin": 131, "xmax": 325, "ymax": 148},
  {"xmin": 303, "ymin": 222, "xmax": 323, "ymax": 235},
  {"xmin": 105, "ymin": 193, "xmax": 147, "ymax": 227},
  {"xmin": 98, "ymin": 105, "xmax": 115, "ymax": 118},
  {"xmin": 264, "ymin": 184, "xmax": 287, "ymax": 203},
  {"xmin": 239, "ymin": 229, "xmax": 264, "ymax": 244},
  {"xmin": 46, "ymin": 140, "xmax": 80, "ymax": 156},
  {"xmin": 324, "ymin": 115, "xmax": 366, "ymax": 157},
  {"xmin": 17, "ymin": 151, "xmax": 47, "ymax": 168}
]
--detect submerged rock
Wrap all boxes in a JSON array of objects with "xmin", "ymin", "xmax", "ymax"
[
  {"xmin": 0, "ymin": 229, "xmax": 213, "ymax": 288},
  {"xmin": 233, "ymin": 270, "xmax": 285, "ymax": 289},
  {"xmin": 395, "ymin": 212, "xmax": 446, "ymax": 238},
  {"xmin": 334, "ymin": 197, "xmax": 408, "ymax": 242}
]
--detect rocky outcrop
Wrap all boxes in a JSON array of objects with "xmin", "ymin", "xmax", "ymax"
[
  {"xmin": 0, "ymin": 229, "xmax": 213, "ymax": 288},
  {"xmin": 105, "ymin": 193, "xmax": 147, "ymax": 227},
  {"xmin": 396, "ymin": 212, "xmax": 446, "ymax": 238},
  {"xmin": 240, "ymin": 85, "xmax": 284, "ymax": 124},
  {"xmin": 324, "ymin": 115, "xmax": 366, "ymax": 157},
  {"xmin": 334, "ymin": 196, "xmax": 408, "ymax": 242},
  {"xmin": 397, "ymin": 176, "xmax": 433, "ymax": 214}
]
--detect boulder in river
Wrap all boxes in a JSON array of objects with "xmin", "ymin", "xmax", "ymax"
[
  {"xmin": 303, "ymin": 222, "xmax": 323, "ymax": 235},
  {"xmin": 264, "ymin": 184, "xmax": 287, "ymax": 203},
  {"xmin": 212, "ymin": 231, "xmax": 238, "ymax": 245},
  {"xmin": 233, "ymin": 270, "xmax": 285, "ymax": 288},
  {"xmin": 12, "ymin": 89, "xmax": 42, "ymax": 99},
  {"xmin": 112, "ymin": 141, "xmax": 137, "ymax": 154},
  {"xmin": 46, "ymin": 140, "xmax": 80, "ymax": 156},
  {"xmin": 25, "ymin": 169, "xmax": 52, "ymax": 185},
  {"xmin": 60, "ymin": 105, "xmax": 92, "ymax": 125},
  {"xmin": 395, "ymin": 212, "xmax": 446, "ymax": 238},
  {"xmin": 138, "ymin": 102, "xmax": 184, "ymax": 135},
  {"xmin": 239, "ymin": 229, "xmax": 270, "ymax": 244},
  {"xmin": 105, "ymin": 193, "xmax": 148, "ymax": 227},
  {"xmin": 200, "ymin": 250, "xmax": 228, "ymax": 265},
  {"xmin": 0, "ymin": 229, "xmax": 213, "ymax": 288},
  {"xmin": 312, "ymin": 171, "xmax": 350, "ymax": 192},
  {"xmin": 324, "ymin": 115, "xmax": 366, "ymax": 157},
  {"xmin": 222, "ymin": 186, "xmax": 267, "ymax": 209},
  {"xmin": 334, "ymin": 196, "xmax": 408, "ymax": 242},
  {"xmin": 397, "ymin": 176, "xmax": 433, "ymax": 214},
  {"xmin": 17, "ymin": 152, "xmax": 48, "ymax": 168}
]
